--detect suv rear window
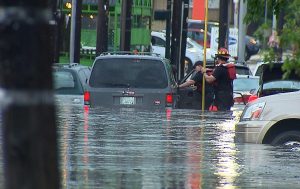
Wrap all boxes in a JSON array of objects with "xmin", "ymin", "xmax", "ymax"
[{"xmin": 89, "ymin": 58, "xmax": 168, "ymax": 89}]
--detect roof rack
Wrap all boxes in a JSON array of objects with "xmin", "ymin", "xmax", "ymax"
[
  {"xmin": 52, "ymin": 63, "xmax": 80, "ymax": 68},
  {"xmin": 99, "ymin": 51, "xmax": 162, "ymax": 58}
]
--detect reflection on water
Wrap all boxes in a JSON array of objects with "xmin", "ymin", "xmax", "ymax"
[
  {"xmin": 55, "ymin": 105, "xmax": 300, "ymax": 188},
  {"xmin": 214, "ymin": 120, "xmax": 240, "ymax": 189},
  {"xmin": 1, "ymin": 102, "xmax": 299, "ymax": 188}
]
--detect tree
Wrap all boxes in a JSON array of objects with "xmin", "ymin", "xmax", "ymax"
[{"xmin": 246, "ymin": 0, "xmax": 300, "ymax": 77}]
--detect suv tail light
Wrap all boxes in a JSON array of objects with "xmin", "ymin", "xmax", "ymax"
[
  {"xmin": 84, "ymin": 91, "xmax": 90, "ymax": 105},
  {"xmin": 166, "ymin": 93, "xmax": 173, "ymax": 105}
]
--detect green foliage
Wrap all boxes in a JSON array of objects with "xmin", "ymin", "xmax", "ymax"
[
  {"xmin": 253, "ymin": 22, "xmax": 271, "ymax": 45},
  {"xmin": 59, "ymin": 56, "xmax": 94, "ymax": 66},
  {"xmin": 244, "ymin": 0, "xmax": 266, "ymax": 24},
  {"xmin": 247, "ymin": 0, "xmax": 300, "ymax": 77}
]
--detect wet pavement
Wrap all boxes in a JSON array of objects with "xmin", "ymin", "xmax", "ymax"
[{"xmin": 55, "ymin": 101, "xmax": 300, "ymax": 189}]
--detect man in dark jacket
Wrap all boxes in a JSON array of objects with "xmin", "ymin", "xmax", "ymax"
[
  {"xmin": 201, "ymin": 48, "xmax": 234, "ymax": 111},
  {"xmin": 179, "ymin": 61, "xmax": 214, "ymax": 110}
]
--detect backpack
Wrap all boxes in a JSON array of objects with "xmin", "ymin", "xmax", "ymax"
[{"xmin": 224, "ymin": 63, "xmax": 237, "ymax": 80}]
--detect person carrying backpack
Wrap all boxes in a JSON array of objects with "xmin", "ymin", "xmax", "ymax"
[
  {"xmin": 201, "ymin": 47, "xmax": 235, "ymax": 111},
  {"xmin": 179, "ymin": 61, "xmax": 214, "ymax": 110}
]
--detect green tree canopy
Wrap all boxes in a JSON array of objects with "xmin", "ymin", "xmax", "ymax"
[{"xmin": 246, "ymin": 0, "xmax": 300, "ymax": 77}]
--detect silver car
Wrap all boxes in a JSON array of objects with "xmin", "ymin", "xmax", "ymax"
[
  {"xmin": 85, "ymin": 52, "xmax": 178, "ymax": 109},
  {"xmin": 235, "ymin": 90, "xmax": 300, "ymax": 146},
  {"xmin": 53, "ymin": 63, "xmax": 91, "ymax": 105}
]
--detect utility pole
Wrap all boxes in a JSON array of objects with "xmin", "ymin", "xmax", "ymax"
[
  {"xmin": 180, "ymin": 0, "xmax": 189, "ymax": 80},
  {"xmin": 171, "ymin": 0, "xmax": 188, "ymax": 81},
  {"xmin": 0, "ymin": 0, "xmax": 60, "ymax": 189},
  {"xmin": 70, "ymin": 0, "xmax": 82, "ymax": 63},
  {"xmin": 96, "ymin": 0, "xmax": 109, "ymax": 55},
  {"xmin": 165, "ymin": 0, "xmax": 172, "ymax": 59},
  {"xmin": 171, "ymin": 0, "xmax": 180, "ymax": 81},
  {"xmin": 218, "ymin": 0, "xmax": 229, "ymax": 49},
  {"xmin": 238, "ymin": 0, "xmax": 247, "ymax": 62},
  {"xmin": 53, "ymin": 0, "xmax": 63, "ymax": 63},
  {"xmin": 120, "ymin": 0, "xmax": 132, "ymax": 51},
  {"xmin": 233, "ymin": 0, "xmax": 239, "ymax": 28},
  {"xmin": 277, "ymin": 8, "xmax": 285, "ymax": 61}
]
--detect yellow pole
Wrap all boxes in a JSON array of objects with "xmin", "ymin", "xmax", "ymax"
[{"xmin": 201, "ymin": 0, "xmax": 209, "ymax": 111}]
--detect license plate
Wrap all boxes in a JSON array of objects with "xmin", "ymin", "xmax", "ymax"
[{"xmin": 120, "ymin": 97, "xmax": 136, "ymax": 105}]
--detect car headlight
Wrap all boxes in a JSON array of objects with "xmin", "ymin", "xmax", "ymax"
[{"xmin": 240, "ymin": 102, "xmax": 265, "ymax": 121}]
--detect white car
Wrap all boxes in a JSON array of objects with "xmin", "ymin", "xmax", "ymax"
[
  {"xmin": 233, "ymin": 75, "xmax": 259, "ymax": 105},
  {"xmin": 235, "ymin": 90, "xmax": 300, "ymax": 146},
  {"xmin": 151, "ymin": 31, "xmax": 212, "ymax": 73}
]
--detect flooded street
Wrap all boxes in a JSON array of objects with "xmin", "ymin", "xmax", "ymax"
[{"xmin": 55, "ymin": 102, "xmax": 300, "ymax": 189}]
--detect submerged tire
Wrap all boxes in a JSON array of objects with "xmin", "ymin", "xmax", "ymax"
[{"xmin": 270, "ymin": 131, "xmax": 300, "ymax": 146}]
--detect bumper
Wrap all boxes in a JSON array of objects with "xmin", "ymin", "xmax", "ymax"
[{"xmin": 235, "ymin": 120, "xmax": 272, "ymax": 143}]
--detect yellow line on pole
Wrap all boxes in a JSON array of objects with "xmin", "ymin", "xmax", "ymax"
[{"xmin": 202, "ymin": 0, "xmax": 209, "ymax": 111}]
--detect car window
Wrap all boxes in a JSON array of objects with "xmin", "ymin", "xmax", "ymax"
[
  {"xmin": 188, "ymin": 22, "xmax": 203, "ymax": 30},
  {"xmin": 151, "ymin": 36, "xmax": 165, "ymax": 47},
  {"xmin": 264, "ymin": 80, "xmax": 300, "ymax": 90},
  {"xmin": 186, "ymin": 40, "xmax": 193, "ymax": 49},
  {"xmin": 53, "ymin": 70, "xmax": 83, "ymax": 95},
  {"xmin": 78, "ymin": 68, "xmax": 90, "ymax": 84},
  {"xmin": 188, "ymin": 30, "xmax": 204, "ymax": 41},
  {"xmin": 187, "ymin": 38, "xmax": 203, "ymax": 50},
  {"xmin": 254, "ymin": 63, "xmax": 264, "ymax": 76},
  {"xmin": 236, "ymin": 66, "xmax": 252, "ymax": 75},
  {"xmin": 187, "ymin": 21, "xmax": 219, "ymax": 33},
  {"xmin": 166, "ymin": 61, "xmax": 176, "ymax": 86},
  {"xmin": 187, "ymin": 29, "xmax": 211, "ymax": 47},
  {"xmin": 90, "ymin": 58, "xmax": 168, "ymax": 89},
  {"xmin": 233, "ymin": 78, "xmax": 259, "ymax": 91}
]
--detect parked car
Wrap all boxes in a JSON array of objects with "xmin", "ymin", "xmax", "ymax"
[
  {"xmin": 187, "ymin": 19, "xmax": 260, "ymax": 61},
  {"xmin": 235, "ymin": 90, "xmax": 300, "ymax": 146},
  {"xmin": 85, "ymin": 52, "xmax": 178, "ymax": 109},
  {"xmin": 53, "ymin": 63, "xmax": 91, "ymax": 105},
  {"xmin": 187, "ymin": 28, "xmax": 212, "ymax": 48},
  {"xmin": 249, "ymin": 62, "xmax": 300, "ymax": 102},
  {"xmin": 151, "ymin": 31, "xmax": 204, "ymax": 73},
  {"xmin": 205, "ymin": 61, "xmax": 252, "ymax": 75},
  {"xmin": 232, "ymin": 61, "xmax": 252, "ymax": 75},
  {"xmin": 233, "ymin": 75, "xmax": 259, "ymax": 105}
]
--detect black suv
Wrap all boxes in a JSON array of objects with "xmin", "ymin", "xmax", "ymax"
[
  {"xmin": 85, "ymin": 52, "xmax": 178, "ymax": 109},
  {"xmin": 257, "ymin": 62, "xmax": 300, "ymax": 97},
  {"xmin": 53, "ymin": 63, "xmax": 91, "ymax": 105}
]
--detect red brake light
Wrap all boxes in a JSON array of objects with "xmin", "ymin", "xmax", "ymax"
[
  {"xmin": 166, "ymin": 93, "xmax": 173, "ymax": 104},
  {"xmin": 234, "ymin": 95, "xmax": 250, "ymax": 104},
  {"xmin": 84, "ymin": 91, "xmax": 90, "ymax": 104},
  {"xmin": 234, "ymin": 97, "xmax": 244, "ymax": 104},
  {"xmin": 248, "ymin": 95, "xmax": 258, "ymax": 103}
]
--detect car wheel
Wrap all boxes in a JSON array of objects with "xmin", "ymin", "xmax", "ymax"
[
  {"xmin": 270, "ymin": 131, "xmax": 300, "ymax": 146},
  {"xmin": 184, "ymin": 58, "xmax": 193, "ymax": 75}
]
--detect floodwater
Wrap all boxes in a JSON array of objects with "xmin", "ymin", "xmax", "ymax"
[{"xmin": 55, "ymin": 102, "xmax": 300, "ymax": 189}]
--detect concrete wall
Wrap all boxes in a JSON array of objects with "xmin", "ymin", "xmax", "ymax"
[{"xmin": 152, "ymin": 0, "xmax": 167, "ymax": 31}]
